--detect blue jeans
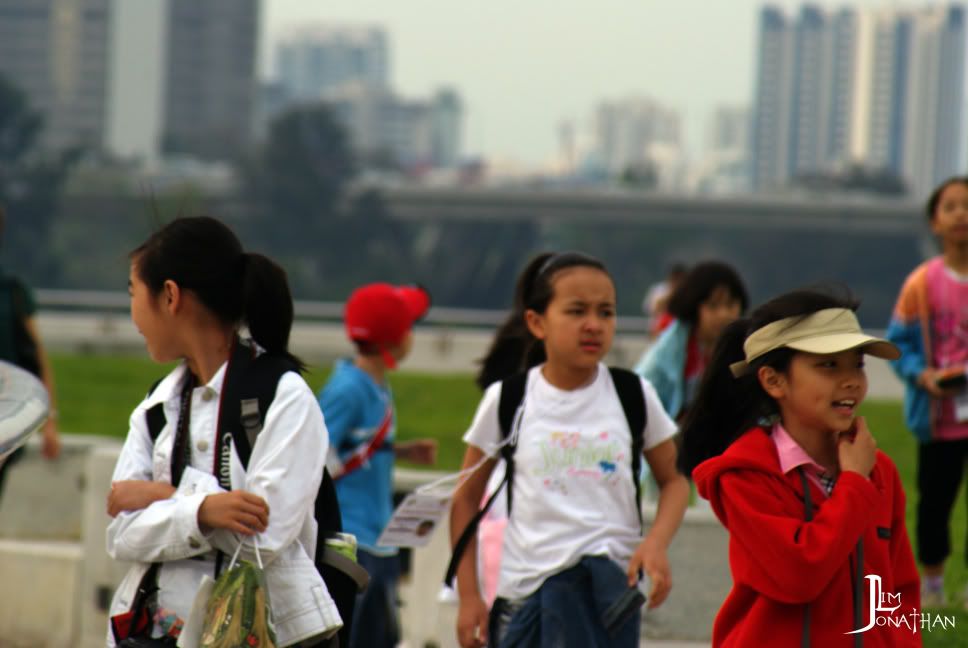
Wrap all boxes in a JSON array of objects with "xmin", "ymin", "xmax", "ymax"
[
  {"xmin": 348, "ymin": 549, "xmax": 400, "ymax": 648},
  {"xmin": 492, "ymin": 555, "xmax": 641, "ymax": 648}
]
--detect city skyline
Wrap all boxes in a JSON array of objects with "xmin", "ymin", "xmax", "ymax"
[
  {"xmin": 751, "ymin": 3, "xmax": 965, "ymax": 197},
  {"xmin": 263, "ymin": 0, "xmax": 948, "ymax": 167}
]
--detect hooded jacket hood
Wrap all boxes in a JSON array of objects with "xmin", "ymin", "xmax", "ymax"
[{"xmin": 693, "ymin": 427, "xmax": 788, "ymax": 523}]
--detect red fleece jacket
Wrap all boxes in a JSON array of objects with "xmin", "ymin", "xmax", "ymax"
[{"xmin": 693, "ymin": 428, "xmax": 922, "ymax": 647}]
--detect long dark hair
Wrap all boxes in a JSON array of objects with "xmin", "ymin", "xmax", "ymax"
[
  {"xmin": 666, "ymin": 260, "xmax": 749, "ymax": 325},
  {"xmin": 677, "ymin": 288, "xmax": 859, "ymax": 475},
  {"xmin": 475, "ymin": 251, "xmax": 610, "ymax": 389},
  {"xmin": 130, "ymin": 216, "xmax": 304, "ymax": 370}
]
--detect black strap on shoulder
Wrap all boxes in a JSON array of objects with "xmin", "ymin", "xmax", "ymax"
[
  {"xmin": 145, "ymin": 403, "xmax": 166, "ymax": 443},
  {"xmin": 444, "ymin": 371, "xmax": 526, "ymax": 588},
  {"xmin": 497, "ymin": 371, "xmax": 527, "ymax": 437},
  {"xmin": 608, "ymin": 367, "xmax": 647, "ymax": 526},
  {"xmin": 212, "ymin": 342, "xmax": 348, "ymax": 569},
  {"xmin": 126, "ymin": 374, "xmax": 192, "ymax": 641},
  {"xmin": 444, "ymin": 468, "xmax": 509, "ymax": 589},
  {"xmin": 445, "ymin": 367, "xmax": 650, "ymax": 588},
  {"xmin": 145, "ymin": 378, "xmax": 167, "ymax": 443},
  {"xmin": 496, "ymin": 370, "xmax": 527, "ymax": 515},
  {"xmin": 218, "ymin": 342, "xmax": 296, "ymax": 472}
]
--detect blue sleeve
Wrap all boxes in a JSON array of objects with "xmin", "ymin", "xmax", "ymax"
[
  {"xmin": 318, "ymin": 379, "xmax": 362, "ymax": 453},
  {"xmin": 636, "ymin": 355, "xmax": 677, "ymax": 417},
  {"xmin": 886, "ymin": 317, "xmax": 926, "ymax": 384},
  {"xmin": 633, "ymin": 322, "xmax": 686, "ymax": 418}
]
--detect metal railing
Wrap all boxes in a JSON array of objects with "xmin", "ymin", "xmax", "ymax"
[{"xmin": 35, "ymin": 289, "xmax": 654, "ymax": 333}]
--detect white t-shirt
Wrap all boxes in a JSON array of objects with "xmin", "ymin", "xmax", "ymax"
[{"xmin": 463, "ymin": 363, "xmax": 677, "ymax": 600}]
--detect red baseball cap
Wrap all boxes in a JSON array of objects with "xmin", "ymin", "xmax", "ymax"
[{"xmin": 344, "ymin": 283, "xmax": 431, "ymax": 368}]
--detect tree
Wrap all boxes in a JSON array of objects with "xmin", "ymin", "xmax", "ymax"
[
  {"xmin": 789, "ymin": 164, "xmax": 908, "ymax": 197},
  {"xmin": 262, "ymin": 105, "xmax": 354, "ymax": 223},
  {"xmin": 0, "ymin": 74, "xmax": 77, "ymax": 283},
  {"xmin": 241, "ymin": 105, "xmax": 355, "ymax": 259},
  {"xmin": 619, "ymin": 160, "xmax": 658, "ymax": 190}
]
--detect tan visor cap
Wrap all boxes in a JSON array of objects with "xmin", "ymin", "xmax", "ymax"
[{"xmin": 730, "ymin": 308, "xmax": 901, "ymax": 377}]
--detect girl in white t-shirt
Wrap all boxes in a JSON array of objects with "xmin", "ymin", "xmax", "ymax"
[{"xmin": 450, "ymin": 252, "xmax": 690, "ymax": 648}]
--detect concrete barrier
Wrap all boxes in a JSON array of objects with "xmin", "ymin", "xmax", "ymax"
[
  {"xmin": 0, "ymin": 436, "xmax": 124, "ymax": 648},
  {"xmin": 0, "ymin": 539, "xmax": 83, "ymax": 648},
  {"xmin": 0, "ymin": 440, "xmax": 729, "ymax": 646},
  {"xmin": 35, "ymin": 313, "xmax": 904, "ymax": 400}
]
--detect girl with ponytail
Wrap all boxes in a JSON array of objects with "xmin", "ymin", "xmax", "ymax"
[
  {"xmin": 105, "ymin": 216, "xmax": 341, "ymax": 646},
  {"xmin": 451, "ymin": 252, "xmax": 689, "ymax": 648},
  {"xmin": 684, "ymin": 288, "xmax": 921, "ymax": 647}
]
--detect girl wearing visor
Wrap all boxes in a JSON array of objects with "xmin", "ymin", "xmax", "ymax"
[{"xmin": 681, "ymin": 290, "xmax": 921, "ymax": 647}]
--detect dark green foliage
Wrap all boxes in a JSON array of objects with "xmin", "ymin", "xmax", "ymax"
[{"xmin": 0, "ymin": 74, "xmax": 78, "ymax": 284}]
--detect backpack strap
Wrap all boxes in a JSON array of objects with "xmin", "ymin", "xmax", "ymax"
[
  {"xmin": 444, "ymin": 371, "xmax": 527, "ymax": 588},
  {"xmin": 334, "ymin": 404, "xmax": 394, "ymax": 480},
  {"xmin": 608, "ymin": 367, "xmax": 647, "ymax": 527},
  {"xmin": 216, "ymin": 341, "xmax": 295, "ymax": 475},
  {"xmin": 496, "ymin": 370, "xmax": 527, "ymax": 514},
  {"xmin": 125, "ymin": 374, "xmax": 195, "ymax": 641},
  {"xmin": 445, "ymin": 368, "xmax": 647, "ymax": 588},
  {"xmin": 144, "ymin": 378, "xmax": 166, "ymax": 443},
  {"xmin": 211, "ymin": 341, "xmax": 362, "ymax": 604}
]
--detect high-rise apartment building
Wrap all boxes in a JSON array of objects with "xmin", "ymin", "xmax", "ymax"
[
  {"xmin": 751, "ymin": 3, "xmax": 966, "ymax": 197},
  {"xmin": 594, "ymin": 97, "xmax": 681, "ymax": 175},
  {"xmin": 707, "ymin": 106, "xmax": 750, "ymax": 156},
  {"xmin": 322, "ymin": 83, "xmax": 462, "ymax": 168},
  {"xmin": 0, "ymin": 0, "xmax": 259, "ymax": 162},
  {"xmin": 0, "ymin": 0, "xmax": 112, "ymax": 152},
  {"xmin": 430, "ymin": 88, "xmax": 462, "ymax": 169},
  {"xmin": 751, "ymin": 7, "xmax": 793, "ymax": 190},
  {"xmin": 161, "ymin": 0, "xmax": 259, "ymax": 161},
  {"xmin": 268, "ymin": 24, "xmax": 461, "ymax": 169},
  {"xmin": 902, "ymin": 6, "xmax": 965, "ymax": 197},
  {"xmin": 275, "ymin": 26, "xmax": 388, "ymax": 102}
]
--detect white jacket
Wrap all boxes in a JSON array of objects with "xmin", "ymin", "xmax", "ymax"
[{"xmin": 106, "ymin": 361, "xmax": 342, "ymax": 647}]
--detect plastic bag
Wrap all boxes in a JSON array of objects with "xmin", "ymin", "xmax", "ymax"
[{"xmin": 199, "ymin": 540, "xmax": 277, "ymax": 648}]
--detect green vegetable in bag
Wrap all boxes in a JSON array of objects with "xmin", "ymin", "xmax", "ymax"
[{"xmin": 200, "ymin": 559, "xmax": 277, "ymax": 648}]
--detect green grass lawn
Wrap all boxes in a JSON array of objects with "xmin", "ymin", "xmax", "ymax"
[
  {"xmin": 49, "ymin": 352, "xmax": 968, "ymax": 643},
  {"xmin": 51, "ymin": 352, "xmax": 481, "ymax": 470},
  {"xmin": 861, "ymin": 399, "xmax": 968, "ymax": 646}
]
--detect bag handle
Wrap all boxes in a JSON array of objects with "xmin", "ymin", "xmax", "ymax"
[{"xmin": 226, "ymin": 535, "xmax": 264, "ymax": 571}]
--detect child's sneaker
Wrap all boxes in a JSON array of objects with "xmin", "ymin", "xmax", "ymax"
[{"xmin": 922, "ymin": 583, "xmax": 947, "ymax": 608}]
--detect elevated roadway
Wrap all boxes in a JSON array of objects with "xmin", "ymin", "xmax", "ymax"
[{"xmin": 379, "ymin": 186, "xmax": 925, "ymax": 234}]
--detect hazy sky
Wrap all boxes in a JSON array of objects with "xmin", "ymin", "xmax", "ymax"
[{"xmin": 261, "ymin": 0, "xmax": 939, "ymax": 165}]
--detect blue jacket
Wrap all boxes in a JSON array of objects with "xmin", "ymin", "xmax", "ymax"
[
  {"xmin": 633, "ymin": 319, "xmax": 691, "ymax": 420},
  {"xmin": 317, "ymin": 359, "xmax": 397, "ymax": 553},
  {"xmin": 885, "ymin": 259, "xmax": 934, "ymax": 441}
]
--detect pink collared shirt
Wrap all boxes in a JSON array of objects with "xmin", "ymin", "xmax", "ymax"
[{"xmin": 770, "ymin": 423, "xmax": 837, "ymax": 497}]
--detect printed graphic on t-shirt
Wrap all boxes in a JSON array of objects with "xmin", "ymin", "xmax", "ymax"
[
  {"xmin": 927, "ymin": 261, "xmax": 968, "ymax": 438},
  {"xmin": 932, "ymin": 306, "xmax": 968, "ymax": 366},
  {"xmin": 535, "ymin": 429, "xmax": 626, "ymax": 495}
]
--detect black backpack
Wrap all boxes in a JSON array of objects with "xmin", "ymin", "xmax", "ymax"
[
  {"xmin": 144, "ymin": 341, "xmax": 367, "ymax": 647},
  {"xmin": 445, "ymin": 366, "xmax": 647, "ymax": 587}
]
